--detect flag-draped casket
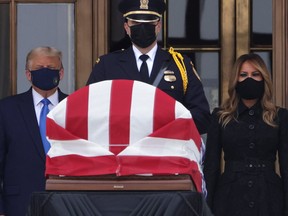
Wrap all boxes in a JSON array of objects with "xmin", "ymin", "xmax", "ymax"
[{"xmin": 46, "ymin": 80, "xmax": 205, "ymax": 192}]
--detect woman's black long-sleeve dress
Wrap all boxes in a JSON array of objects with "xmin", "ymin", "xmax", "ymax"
[{"xmin": 204, "ymin": 101, "xmax": 288, "ymax": 216}]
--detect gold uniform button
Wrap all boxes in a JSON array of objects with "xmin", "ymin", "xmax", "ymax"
[{"xmin": 171, "ymin": 86, "xmax": 174, "ymax": 89}]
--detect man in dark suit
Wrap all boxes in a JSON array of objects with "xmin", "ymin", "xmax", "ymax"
[
  {"xmin": 87, "ymin": 0, "xmax": 211, "ymax": 134},
  {"xmin": 0, "ymin": 46, "xmax": 68, "ymax": 216}
]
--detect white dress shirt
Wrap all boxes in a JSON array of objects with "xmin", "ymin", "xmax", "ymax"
[
  {"xmin": 32, "ymin": 88, "xmax": 59, "ymax": 125},
  {"xmin": 133, "ymin": 44, "xmax": 158, "ymax": 77}
]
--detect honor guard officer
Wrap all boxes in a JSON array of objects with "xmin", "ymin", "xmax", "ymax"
[{"xmin": 86, "ymin": 0, "xmax": 211, "ymax": 134}]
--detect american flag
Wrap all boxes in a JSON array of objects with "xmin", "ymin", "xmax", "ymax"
[{"xmin": 46, "ymin": 80, "xmax": 205, "ymax": 193}]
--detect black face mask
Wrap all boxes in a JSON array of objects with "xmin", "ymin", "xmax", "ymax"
[
  {"xmin": 30, "ymin": 68, "xmax": 60, "ymax": 91},
  {"xmin": 129, "ymin": 23, "xmax": 157, "ymax": 48},
  {"xmin": 236, "ymin": 77, "xmax": 264, "ymax": 100}
]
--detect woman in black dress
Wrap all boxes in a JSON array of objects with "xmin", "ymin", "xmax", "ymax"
[{"xmin": 204, "ymin": 53, "xmax": 288, "ymax": 216}]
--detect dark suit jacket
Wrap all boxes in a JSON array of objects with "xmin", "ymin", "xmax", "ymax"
[
  {"xmin": 0, "ymin": 88, "xmax": 68, "ymax": 216},
  {"xmin": 87, "ymin": 46, "xmax": 211, "ymax": 134}
]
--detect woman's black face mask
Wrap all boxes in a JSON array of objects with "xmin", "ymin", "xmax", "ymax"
[
  {"xmin": 129, "ymin": 23, "xmax": 157, "ymax": 48},
  {"xmin": 236, "ymin": 77, "xmax": 265, "ymax": 100}
]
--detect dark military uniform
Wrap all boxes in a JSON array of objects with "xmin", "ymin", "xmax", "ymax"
[
  {"xmin": 86, "ymin": 46, "xmax": 210, "ymax": 134},
  {"xmin": 204, "ymin": 101, "xmax": 288, "ymax": 216},
  {"xmin": 87, "ymin": 0, "xmax": 210, "ymax": 134}
]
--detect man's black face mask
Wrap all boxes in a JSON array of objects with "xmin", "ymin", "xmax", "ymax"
[
  {"xmin": 30, "ymin": 68, "xmax": 60, "ymax": 90},
  {"xmin": 129, "ymin": 23, "xmax": 157, "ymax": 48}
]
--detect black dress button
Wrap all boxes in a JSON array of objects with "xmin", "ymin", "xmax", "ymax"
[
  {"xmin": 249, "ymin": 124, "xmax": 255, "ymax": 130},
  {"xmin": 249, "ymin": 143, "xmax": 255, "ymax": 149},
  {"xmin": 249, "ymin": 110, "xmax": 255, "ymax": 116},
  {"xmin": 249, "ymin": 201, "xmax": 255, "ymax": 208},
  {"xmin": 248, "ymin": 180, "xmax": 253, "ymax": 187}
]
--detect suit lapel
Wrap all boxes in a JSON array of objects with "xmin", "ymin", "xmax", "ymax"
[
  {"xmin": 58, "ymin": 88, "xmax": 68, "ymax": 101},
  {"xmin": 18, "ymin": 89, "xmax": 46, "ymax": 161},
  {"xmin": 119, "ymin": 47, "xmax": 142, "ymax": 80},
  {"xmin": 18, "ymin": 88, "xmax": 68, "ymax": 162}
]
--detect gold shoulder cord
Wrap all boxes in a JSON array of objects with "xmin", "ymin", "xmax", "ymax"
[{"xmin": 168, "ymin": 47, "xmax": 188, "ymax": 93}]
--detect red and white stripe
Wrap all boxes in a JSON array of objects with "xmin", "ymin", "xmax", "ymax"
[{"xmin": 46, "ymin": 80, "xmax": 204, "ymax": 192}]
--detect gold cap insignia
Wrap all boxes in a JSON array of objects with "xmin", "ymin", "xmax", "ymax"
[{"xmin": 140, "ymin": 0, "xmax": 149, "ymax": 9}]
